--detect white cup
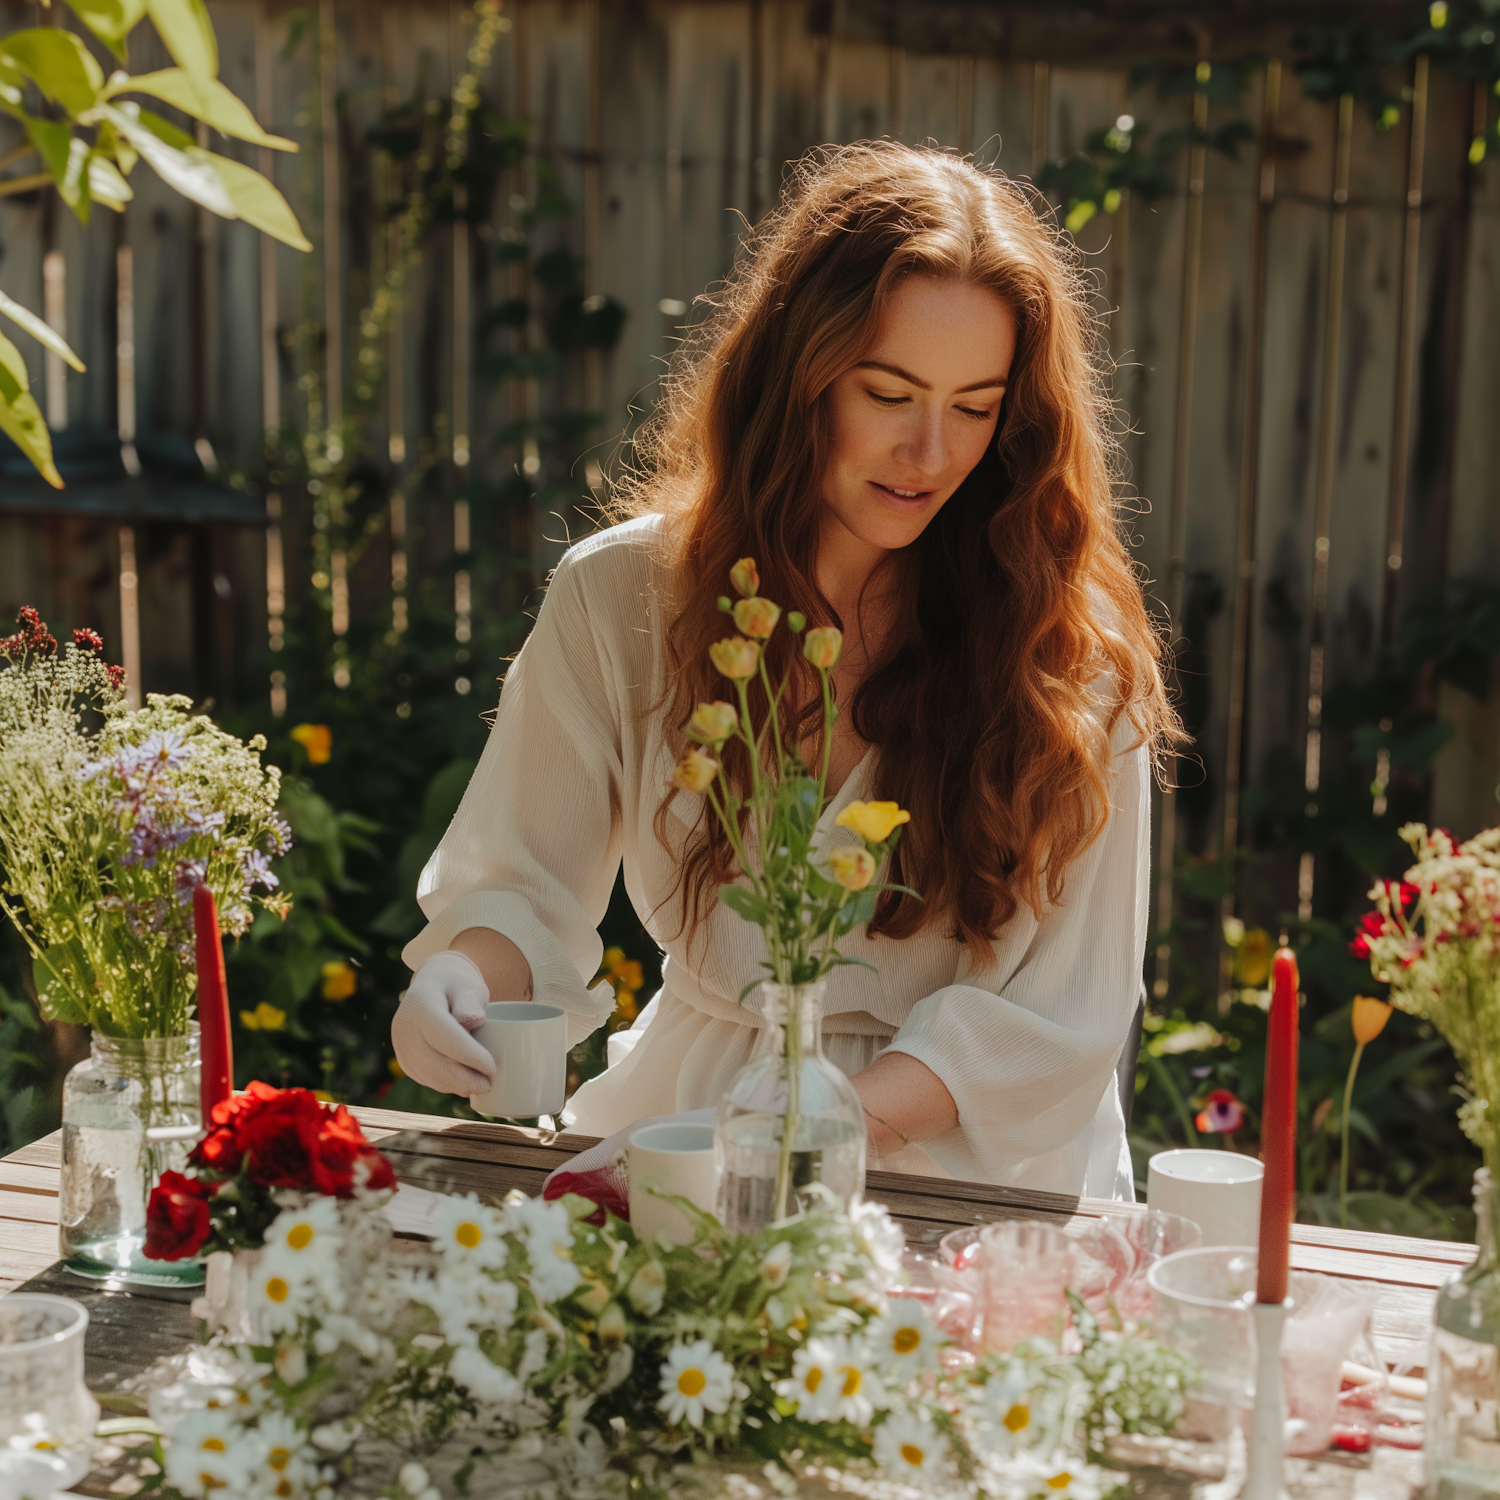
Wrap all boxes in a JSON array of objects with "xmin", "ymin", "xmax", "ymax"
[
  {"xmin": 469, "ymin": 1002, "xmax": 569, "ymax": 1119},
  {"xmin": 628, "ymin": 1122, "xmax": 718, "ymax": 1247},
  {"xmin": 1147, "ymin": 1148, "xmax": 1264, "ymax": 1249}
]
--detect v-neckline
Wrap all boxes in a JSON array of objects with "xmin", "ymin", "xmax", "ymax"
[{"xmin": 816, "ymin": 744, "xmax": 875, "ymax": 830}]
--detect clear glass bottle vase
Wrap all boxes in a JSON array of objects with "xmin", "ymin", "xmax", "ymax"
[
  {"xmin": 714, "ymin": 980, "xmax": 866, "ymax": 1236},
  {"xmin": 1428, "ymin": 1167, "xmax": 1500, "ymax": 1498},
  {"xmin": 59, "ymin": 1027, "xmax": 204, "ymax": 1286}
]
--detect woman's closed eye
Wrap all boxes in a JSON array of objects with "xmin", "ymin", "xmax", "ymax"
[{"xmin": 866, "ymin": 390, "xmax": 995, "ymax": 421}]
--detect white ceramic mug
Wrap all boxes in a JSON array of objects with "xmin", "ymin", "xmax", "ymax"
[
  {"xmin": 469, "ymin": 1002, "xmax": 569, "ymax": 1119},
  {"xmin": 1146, "ymin": 1148, "xmax": 1264, "ymax": 1249},
  {"xmin": 628, "ymin": 1122, "xmax": 718, "ymax": 1246}
]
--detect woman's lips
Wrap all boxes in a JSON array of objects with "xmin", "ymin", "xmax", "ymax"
[{"xmin": 868, "ymin": 480, "xmax": 934, "ymax": 508}]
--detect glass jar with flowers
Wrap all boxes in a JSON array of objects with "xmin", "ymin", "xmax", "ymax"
[
  {"xmin": 666, "ymin": 560, "xmax": 913, "ymax": 1234},
  {"xmin": 1352, "ymin": 823, "xmax": 1500, "ymax": 1494},
  {"xmin": 0, "ymin": 610, "xmax": 289, "ymax": 1284}
]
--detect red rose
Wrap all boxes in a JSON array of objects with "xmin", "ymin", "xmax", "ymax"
[
  {"xmin": 304, "ymin": 1104, "xmax": 397, "ymax": 1196},
  {"xmin": 144, "ymin": 1171, "xmax": 215, "ymax": 1261}
]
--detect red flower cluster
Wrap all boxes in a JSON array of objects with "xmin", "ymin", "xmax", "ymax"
[
  {"xmin": 192, "ymin": 1081, "xmax": 396, "ymax": 1197},
  {"xmin": 143, "ymin": 1082, "xmax": 396, "ymax": 1262},
  {"xmin": 71, "ymin": 627, "xmax": 105, "ymax": 654},
  {"xmin": 0, "ymin": 606, "xmax": 57, "ymax": 659},
  {"xmin": 1349, "ymin": 881, "xmax": 1420, "ymax": 959}
]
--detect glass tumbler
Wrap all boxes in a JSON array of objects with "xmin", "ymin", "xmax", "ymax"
[
  {"xmin": 977, "ymin": 1220, "xmax": 1074, "ymax": 1352},
  {"xmin": 0, "ymin": 1294, "xmax": 99, "ymax": 1491}
]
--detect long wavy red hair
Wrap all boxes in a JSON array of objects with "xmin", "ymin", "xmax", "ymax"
[{"xmin": 617, "ymin": 142, "xmax": 1180, "ymax": 952}]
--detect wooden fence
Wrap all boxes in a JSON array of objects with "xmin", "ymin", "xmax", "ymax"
[{"xmin": 1, "ymin": 0, "xmax": 1498, "ymax": 981}]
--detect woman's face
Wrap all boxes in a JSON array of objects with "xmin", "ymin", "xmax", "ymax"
[{"xmin": 820, "ymin": 275, "xmax": 1017, "ymax": 561}]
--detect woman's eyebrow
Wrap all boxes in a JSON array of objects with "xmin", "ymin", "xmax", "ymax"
[{"xmin": 856, "ymin": 360, "xmax": 1008, "ymax": 394}]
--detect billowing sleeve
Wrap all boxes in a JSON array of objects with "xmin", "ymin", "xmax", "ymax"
[
  {"xmin": 881, "ymin": 727, "xmax": 1150, "ymax": 1182},
  {"xmin": 401, "ymin": 547, "xmax": 622, "ymax": 1047}
]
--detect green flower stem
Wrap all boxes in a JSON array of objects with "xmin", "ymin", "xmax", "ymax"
[
  {"xmin": 774, "ymin": 986, "xmax": 803, "ymax": 1222},
  {"xmin": 1340, "ymin": 1040, "xmax": 1366, "ymax": 1230},
  {"xmin": 757, "ymin": 653, "xmax": 787, "ymax": 774},
  {"xmin": 1146, "ymin": 1050, "xmax": 1197, "ymax": 1145}
]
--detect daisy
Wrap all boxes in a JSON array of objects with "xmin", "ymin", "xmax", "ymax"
[
  {"xmin": 825, "ymin": 1337, "xmax": 885, "ymax": 1426},
  {"xmin": 249, "ymin": 1257, "xmax": 316, "ymax": 1336},
  {"xmin": 246, "ymin": 1411, "xmax": 316, "ymax": 1500},
  {"xmin": 773, "ymin": 1337, "xmax": 841, "ymax": 1422},
  {"xmin": 981, "ymin": 1365, "xmax": 1053, "ymax": 1455},
  {"xmin": 416, "ymin": 1269, "xmax": 519, "ymax": 1348},
  {"xmin": 262, "ymin": 1198, "xmax": 344, "ymax": 1306},
  {"xmin": 866, "ymin": 1301, "xmax": 944, "ymax": 1378},
  {"xmin": 848, "ymin": 1197, "xmax": 905, "ymax": 1288},
  {"xmin": 431, "ymin": 1194, "xmax": 509, "ymax": 1273},
  {"xmin": 872, "ymin": 1409, "xmax": 949, "ymax": 1478},
  {"xmin": 507, "ymin": 1197, "xmax": 583, "ymax": 1303},
  {"xmin": 657, "ymin": 1340, "xmax": 735, "ymax": 1428},
  {"xmin": 163, "ymin": 1406, "xmax": 248, "ymax": 1498},
  {"xmin": 1009, "ymin": 1452, "xmax": 1104, "ymax": 1500},
  {"xmin": 450, "ymin": 1344, "xmax": 525, "ymax": 1406}
]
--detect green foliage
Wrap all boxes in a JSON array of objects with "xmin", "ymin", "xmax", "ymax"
[{"xmin": 0, "ymin": 982, "xmax": 43, "ymax": 1157}]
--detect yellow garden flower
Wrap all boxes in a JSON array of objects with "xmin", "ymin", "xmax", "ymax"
[
  {"xmin": 827, "ymin": 847, "xmax": 876, "ymax": 891},
  {"xmin": 688, "ymin": 701, "xmax": 739, "ymax": 743},
  {"xmin": 240, "ymin": 1001, "xmax": 287, "ymax": 1031},
  {"xmin": 803, "ymin": 626, "xmax": 842, "ymax": 670},
  {"xmin": 732, "ymin": 596, "xmax": 781, "ymax": 639},
  {"xmin": 1352, "ymin": 995, "xmax": 1394, "ymax": 1045},
  {"xmin": 670, "ymin": 747, "xmax": 720, "ymax": 794},
  {"xmin": 729, "ymin": 557, "xmax": 760, "ymax": 599},
  {"xmin": 708, "ymin": 636, "xmax": 759, "ymax": 679},
  {"xmin": 835, "ymin": 800, "xmax": 911, "ymax": 844},
  {"xmin": 290, "ymin": 722, "xmax": 332, "ymax": 764},
  {"xmin": 321, "ymin": 959, "xmax": 357, "ymax": 1001}
]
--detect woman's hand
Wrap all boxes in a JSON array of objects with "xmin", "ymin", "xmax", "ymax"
[
  {"xmin": 391, "ymin": 950, "xmax": 498, "ymax": 1096},
  {"xmin": 851, "ymin": 1050, "xmax": 959, "ymax": 1160}
]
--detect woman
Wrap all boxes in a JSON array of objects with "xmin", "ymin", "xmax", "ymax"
[{"xmin": 392, "ymin": 142, "xmax": 1178, "ymax": 1198}]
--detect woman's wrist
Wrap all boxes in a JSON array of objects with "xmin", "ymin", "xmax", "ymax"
[
  {"xmin": 862, "ymin": 1104, "xmax": 910, "ymax": 1157},
  {"xmin": 850, "ymin": 1048, "xmax": 958, "ymax": 1157}
]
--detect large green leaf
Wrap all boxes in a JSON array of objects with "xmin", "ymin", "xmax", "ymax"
[
  {"xmin": 64, "ymin": 0, "xmax": 149, "ymax": 60},
  {"xmin": 144, "ymin": 0, "xmax": 216, "ymax": 87},
  {"xmin": 0, "ymin": 291, "xmax": 85, "ymax": 371},
  {"xmin": 112, "ymin": 68, "xmax": 295, "ymax": 151},
  {"xmin": 198, "ymin": 149, "xmax": 311, "ymax": 250},
  {"xmin": 96, "ymin": 101, "xmax": 231, "ymax": 215},
  {"xmin": 0, "ymin": 331, "xmax": 61, "ymax": 488},
  {"xmin": 0, "ymin": 28, "xmax": 104, "ymax": 116},
  {"xmin": 23, "ymin": 115, "xmax": 73, "ymax": 183}
]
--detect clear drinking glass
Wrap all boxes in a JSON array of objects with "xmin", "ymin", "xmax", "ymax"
[
  {"xmin": 1427, "ymin": 1168, "xmax": 1500, "ymax": 1499},
  {"xmin": 714, "ymin": 981, "xmax": 866, "ymax": 1236},
  {"xmin": 977, "ymin": 1220, "xmax": 1074, "ymax": 1352},
  {"xmin": 59, "ymin": 1027, "xmax": 203, "ymax": 1286},
  {"xmin": 0, "ymin": 1294, "xmax": 99, "ymax": 1492}
]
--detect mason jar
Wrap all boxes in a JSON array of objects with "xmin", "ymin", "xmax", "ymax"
[{"xmin": 59, "ymin": 1027, "xmax": 203, "ymax": 1286}]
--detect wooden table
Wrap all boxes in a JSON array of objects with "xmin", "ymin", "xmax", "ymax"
[{"xmin": 0, "ymin": 1106, "xmax": 1464, "ymax": 1497}]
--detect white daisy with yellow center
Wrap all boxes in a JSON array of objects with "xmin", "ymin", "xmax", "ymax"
[
  {"xmin": 824, "ymin": 1336, "xmax": 885, "ymax": 1426},
  {"xmin": 867, "ymin": 1301, "xmax": 944, "ymax": 1378},
  {"xmin": 983, "ymin": 1367, "xmax": 1040, "ymax": 1452},
  {"xmin": 432, "ymin": 1193, "xmax": 508, "ymax": 1273},
  {"xmin": 1011, "ymin": 1451, "xmax": 1104, "ymax": 1500},
  {"xmin": 506, "ymin": 1196, "xmax": 582, "ymax": 1303},
  {"xmin": 848, "ymin": 1198, "xmax": 905, "ymax": 1288},
  {"xmin": 248, "ymin": 1411, "xmax": 315, "ymax": 1500},
  {"xmin": 248, "ymin": 1255, "xmax": 315, "ymax": 1335},
  {"xmin": 163, "ymin": 1406, "xmax": 246, "ymax": 1498},
  {"xmin": 262, "ymin": 1197, "xmax": 344, "ymax": 1306},
  {"xmin": 772, "ymin": 1337, "xmax": 841, "ymax": 1422},
  {"xmin": 872, "ymin": 1408, "xmax": 949, "ymax": 1478},
  {"xmin": 657, "ymin": 1339, "xmax": 735, "ymax": 1428}
]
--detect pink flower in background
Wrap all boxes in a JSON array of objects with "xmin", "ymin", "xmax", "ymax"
[{"xmin": 1195, "ymin": 1089, "xmax": 1246, "ymax": 1137}]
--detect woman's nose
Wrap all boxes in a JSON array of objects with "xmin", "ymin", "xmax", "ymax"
[{"xmin": 894, "ymin": 409, "xmax": 948, "ymax": 477}]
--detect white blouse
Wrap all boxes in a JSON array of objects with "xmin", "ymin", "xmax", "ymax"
[{"xmin": 405, "ymin": 514, "xmax": 1150, "ymax": 1199}]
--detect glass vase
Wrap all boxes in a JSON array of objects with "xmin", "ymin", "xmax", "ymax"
[
  {"xmin": 59, "ymin": 1027, "xmax": 204, "ymax": 1286},
  {"xmin": 714, "ymin": 980, "xmax": 866, "ymax": 1235},
  {"xmin": 1427, "ymin": 1168, "xmax": 1500, "ymax": 1499}
]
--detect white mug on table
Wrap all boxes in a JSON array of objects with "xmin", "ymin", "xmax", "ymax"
[
  {"xmin": 627, "ymin": 1122, "xmax": 718, "ymax": 1246},
  {"xmin": 469, "ymin": 1002, "xmax": 569, "ymax": 1119},
  {"xmin": 1146, "ymin": 1148, "xmax": 1264, "ymax": 1248}
]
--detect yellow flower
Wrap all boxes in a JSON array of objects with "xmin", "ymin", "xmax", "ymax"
[
  {"xmin": 614, "ymin": 989, "xmax": 638, "ymax": 1022},
  {"xmin": 618, "ymin": 959, "xmax": 644, "ymax": 990},
  {"xmin": 803, "ymin": 626, "xmax": 843, "ymax": 670},
  {"xmin": 708, "ymin": 636, "xmax": 759, "ymax": 679},
  {"xmin": 670, "ymin": 747, "xmax": 720, "ymax": 793},
  {"xmin": 290, "ymin": 723, "xmax": 332, "ymax": 765},
  {"xmin": 688, "ymin": 701, "xmax": 739, "ymax": 743},
  {"xmin": 388, "ymin": 1057, "xmax": 405, "ymax": 1079},
  {"xmin": 729, "ymin": 557, "xmax": 760, "ymax": 599},
  {"xmin": 835, "ymin": 800, "xmax": 911, "ymax": 844},
  {"xmin": 827, "ymin": 847, "xmax": 876, "ymax": 891},
  {"xmin": 1234, "ymin": 928, "xmax": 1271, "ymax": 987},
  {"xmin": 321, "ymin": 960, "xmax": 357, "ymax": 1001},
  {"xmin": 1352, "ymin": 995, "xmax": 1394, "ymax": 1045},
  {"xmin": 240, "ymin": 1001, "xmax": 287, "ymax": 1032},
  {"xmin": 732, "ymin": 596, "xmax": 781, "ymax": 639}
]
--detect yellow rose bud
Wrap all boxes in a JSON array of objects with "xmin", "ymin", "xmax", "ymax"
[
  {"xmin": 708, "ymin": 636, "xmax": 759, "ymax": 679},
  {"xmin": 827, "ymin": 846, "xmax": 876, "ymax": 891},
  {"xmin": 732, "ymin": 596, "xmax": 781, "ymax": 639},
  {"xmin": 729, "ymin": 557, "xmax": 760, "ymax": 599},
  {"xmin": 669, "ymin": 747, "xmax": 720, "ymax": 793},
  {"xmin": 803, "ymin": 626, "xmax": 843, "ymax": 670},
  {"xmin": 1351, "ymin": 995, "xmax": 1394, "ymax": 1045},
  {"xmin": 290, "ymin": 722, "xmax": 332, "ymax": 765},
  {"xmin": 688, "ymin": 701, "xmax": 739, "ymax": 742},
  {"xmin": 835, "ymin": 800, "xmax": 911, "ymax": 844}
]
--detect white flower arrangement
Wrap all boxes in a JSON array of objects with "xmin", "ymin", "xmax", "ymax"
[{"xmin": 148, "ymin": 1185, "xmax": 1192, "ymax": 1500}]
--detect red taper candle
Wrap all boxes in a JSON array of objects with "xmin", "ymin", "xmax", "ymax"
[
  {"xmin": 193, "ymin": 881, "xmax": 233, "ymax": 1120},
  {"xmin": 1256, "ymin": 943, "xmax": 1300, "ymax": 1305}
]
